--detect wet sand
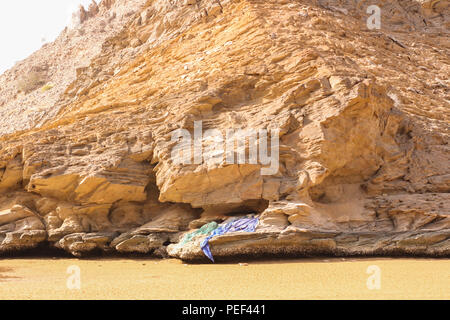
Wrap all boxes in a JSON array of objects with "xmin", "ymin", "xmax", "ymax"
[{"xmin": 0, "ymin": 257, "xmax": 448, "ymax": 300}]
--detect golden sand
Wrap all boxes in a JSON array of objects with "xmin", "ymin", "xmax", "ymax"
[{"xmin": 0, "ymin": 257, "xmax": 448, "ymax": 300}]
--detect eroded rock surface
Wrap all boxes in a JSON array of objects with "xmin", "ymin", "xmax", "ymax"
[{"xmin": 0, "ymin": 0, "xmax": 448, "ymax": 260}]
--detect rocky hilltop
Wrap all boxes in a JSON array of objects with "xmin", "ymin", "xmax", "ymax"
[{"xmin": 0, "ymin": 0, "xmax": 448, "ymax": 261}]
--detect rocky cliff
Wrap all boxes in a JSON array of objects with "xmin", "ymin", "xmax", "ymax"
[{"xmin": 0, "ymin": 0, "xmax": 448, "ymax": 261}]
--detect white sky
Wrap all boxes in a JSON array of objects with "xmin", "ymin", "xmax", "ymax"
[{"xmin": 0, "ymin": 0, "xmax": 98, "ymax": 74}]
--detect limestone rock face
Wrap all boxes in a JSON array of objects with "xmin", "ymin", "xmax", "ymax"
[{"xmin": 0, "ymin": 0, "xmax": 448, "ymax": 260}]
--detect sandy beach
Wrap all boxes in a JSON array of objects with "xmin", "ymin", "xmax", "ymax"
[{"xmin": 0, "ymin": 257, "xmax": 448, "ymax": 300}]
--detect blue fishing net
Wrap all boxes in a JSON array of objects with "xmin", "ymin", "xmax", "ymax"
[{"xmin": 200, "ymin": 217, "xmax": 259, "ymax": 262}]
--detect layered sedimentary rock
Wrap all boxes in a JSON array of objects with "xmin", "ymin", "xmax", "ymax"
[{"xmin": 0, "ymin": 0, "xmax": 448, "ymax": 260}]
